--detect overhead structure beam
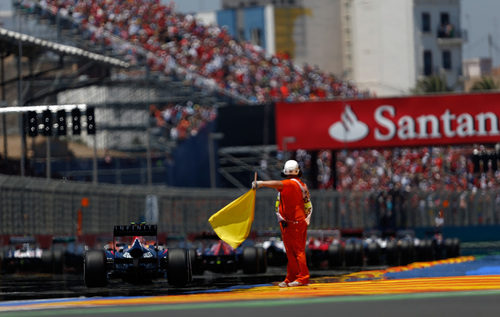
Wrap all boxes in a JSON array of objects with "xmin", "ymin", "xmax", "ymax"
[
  {"xmin": 0, "ymin": 27, "xmax": 129, "ymax": 68},
  {"xmin": 0, "ymin": 104, "xmax": 86, "ymax": 113}
]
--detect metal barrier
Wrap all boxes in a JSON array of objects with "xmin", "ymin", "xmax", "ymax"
[{"xmin": 1, "ymin": 175, "xmax": 499, "ymax": 237}]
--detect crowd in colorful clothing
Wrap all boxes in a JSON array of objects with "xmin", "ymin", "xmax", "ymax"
[
  {"xmin": 310, "ymin": 145, "xmax": 500, "ymax": 192},
  {"xmin": 149, "ymin": 101, "xmax": 217, "ymax": 142},
  {"xmin": 18, "ymin": 1, "xmax": 497, "ymax": 193},
  {"xmin": 26, "ymin": 0, "xmax": 370, "ymax": 103}
]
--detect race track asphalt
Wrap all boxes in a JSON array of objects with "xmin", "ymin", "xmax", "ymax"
[{"xmin": 2, "ymin": 255, "xmax": 500, "ymax": 317}]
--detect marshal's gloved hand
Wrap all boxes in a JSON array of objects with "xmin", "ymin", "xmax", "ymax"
[{"xmin": 252, "ymin": 181, "xmax": 263, "ymax": 189}]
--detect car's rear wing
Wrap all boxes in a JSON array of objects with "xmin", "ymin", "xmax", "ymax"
[
  {"xmin": 9, "ymin": 236, "xmax": 36, "ymax": 244},
  {"xmin": 113, "ymin": 224, "xmax": 157, "ymax": 237}
]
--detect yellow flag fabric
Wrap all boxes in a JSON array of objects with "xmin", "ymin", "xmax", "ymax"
[{"xmin": 208, "ymin": 189, "xmax": 256, "ymax": 249}]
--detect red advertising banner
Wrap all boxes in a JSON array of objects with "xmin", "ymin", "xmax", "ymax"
[{"xmin": 275, "ymin": 93, "xmax": 500, "ymax": 150}]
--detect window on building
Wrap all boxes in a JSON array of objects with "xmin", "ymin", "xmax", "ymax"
[
  {"xmin": 251, "ymin": 28, "xmax": 262, "ymax": 46},
  {"xmin": 424, "ymin": 50, "xmax": 433, "ymax": 76},
  {"xmin": 438, "ymin": 12, "xmax": 454, "ymax": 38},
  {"xmin": 440, "ymin": 12, "xmax": 450, "ymax": 26},
  {"xmin": 442, "ymin": 50, "xmax": 452, "ymax": 70},
  {"xmin": 422, "ymin": 12, "xmax": 431, "ymax": 32}
]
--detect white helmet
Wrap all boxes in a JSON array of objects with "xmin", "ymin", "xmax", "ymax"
[{"xmin": 282, "ymin": 160, "xmax": 300, "ymax": 176}]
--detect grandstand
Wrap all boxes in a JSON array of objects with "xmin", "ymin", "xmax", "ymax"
[
  {"xmin": 1, "ymin": 0, "xmax": 500, "ymax": 245},
  {"xmin": 0, "ymin": 0, "xmax": 497, "ymax": 194},
  {"xmin": 0, "ymin": 0, "xmax": 366, "ymax": 188},
  {"xmin": 1, "ymin": 0, "xmax": 231, "ymax": 185}
]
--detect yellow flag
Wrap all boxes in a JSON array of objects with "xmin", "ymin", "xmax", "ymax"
[{"xmin": 208, "ymin": 189, "xmax": 256, "ymax": 249}]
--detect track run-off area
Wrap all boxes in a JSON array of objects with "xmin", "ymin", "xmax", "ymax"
[{"xmin": 2, "ymin": 255, "xmax": 500, "ymax": 316}]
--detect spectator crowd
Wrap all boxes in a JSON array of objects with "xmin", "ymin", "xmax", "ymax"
[
  {"xmin": 22, "ymin": 0, "xmax": 370, "ymax": 104},
  {"xmin": 149, "ymin": 101, "xmax": 217, "ymax": 143},
  {"xmin": 309, "ymin": 145, "xmax": 500, "ymax": 192},
  {"xmin": 17, "ymin": 1, "xmax": 498, "ymax": 195}
]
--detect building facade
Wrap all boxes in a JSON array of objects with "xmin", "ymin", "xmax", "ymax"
[{"xmin": 216, "ymin": 0, "xmax": 464, "ymax": 97}]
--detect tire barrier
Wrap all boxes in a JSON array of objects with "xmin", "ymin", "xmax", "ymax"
[{"xmin": 302, "ymin": 236, "xmax": 461, "ymax": 270}]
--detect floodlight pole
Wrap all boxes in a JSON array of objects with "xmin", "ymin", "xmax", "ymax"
[
  {"xmin": 144, "ymin": 70, "xmax": 153, "ymax": 187},
  {"xmin": 17, "ymin": 38, "xmax": 25, "ymax": 177},
  {"xmin": 1, "ymin": 54, "xmax": 7, "ymax": 162},
  {"xmin": 92, "ymin": 133, "xmax": 98, "ymax": 184},
  {"xmin": 46, "ymin": 136, "xmax": 51, "ymax": 179},
  {"xmin": 208, "ymin": 132, "xmax": 224, "ymax": 188},
  {"xmin": 146, "ymin": 127, "xmax": 152, "ymax": 186}
]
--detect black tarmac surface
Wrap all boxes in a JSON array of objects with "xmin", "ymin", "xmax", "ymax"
[{"xmin": 0, "ymin": 264, "xmax": 498, "ymax": 317}]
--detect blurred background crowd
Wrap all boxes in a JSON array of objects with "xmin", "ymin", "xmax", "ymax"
[{"xmin": 12, "ymin": 0, "xmax": 499, "ymax": 193}]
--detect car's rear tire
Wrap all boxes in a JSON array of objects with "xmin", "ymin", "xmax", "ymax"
[
  {"xmin": 385, "ymin": 240, "xmax": 399, "ymax": 266},
  {"xmin": 242, "ymin": 246, "xmax": 259, "ymax": 274},
  {"xmin": 42, "ymin": 249, "xmax": 65, "ymax": 274},
  {"xmin": 266, "ymin": 245, "xmax": 287, "ymax": 266},
  {"xmin": 188, "ymin": 248, "xmax": 204, "ymax": 275},
  {"xmin": 41, "ymin": 250, "xmax": 53, "ymax": 273},
  {"xmin": 451, "ymin": 238, "xmax": 460, "ymax": 258},
  {"xmin": 399, "ymin": 239, "xmax": 414, "ymax": 265},
  {"xmin": 257, "ymin": 247, "xmax": 267, "ymax": 273},
  {"xmin": 345, "ymin": 241, "xmax": 363, "ymax": 266},
  {"xmin": 167, "ymin": 248, "xmax": 192, "ymax": 287},
  {"xmin": 365, "ymin": 241, "xmax": 381, "ymax": 266},
  {"xmin": 52, "ymin": 249, "xmax": 65, "ymax": 274},
  {"xmin": 328, "ymin": 243, "xmax": 344, "ymax": 268},
  {"xmin": 84, "ymin": 250, "xmax": 107, "ymax": 287}
]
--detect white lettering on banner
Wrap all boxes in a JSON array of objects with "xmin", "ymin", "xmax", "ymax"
[
  {"xmin": 374, "ymin": 105, "xmax": 395, "ymax": 141},
  {"xmin": 441, "ymin": 110, "xmax": 456, "ymax": 137},
  {"xmin": 397, "ymin": 116, "xmax": 416, "ymax": 140},
  {"xmin": 456, "ymin": 113, "xmax": 474, "ymax": 137},
  {"xmin": 477, "ymin": 112, "xmax": 499, "ymax": 136},
  {"xmin": 373, "ymin": 105, "xmax": 500, "ymax": 141}
]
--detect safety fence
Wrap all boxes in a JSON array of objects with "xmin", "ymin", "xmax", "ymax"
[{"xmin": 1, "ymin": 175, "xmax": 499, "ymax": 237}]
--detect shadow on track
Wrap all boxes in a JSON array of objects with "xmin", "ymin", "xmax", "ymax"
[{"xmin": 0, "ymin": 266, "xmax": 359, "ymax": 300}]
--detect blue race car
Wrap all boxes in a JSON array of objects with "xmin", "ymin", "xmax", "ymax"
[{"xmin": 84, "ymin": 224, "xmax": 192, "ymax": 287}]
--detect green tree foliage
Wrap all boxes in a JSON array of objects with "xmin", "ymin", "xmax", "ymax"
[
  {"xmin": 412, "ymin": 75, "xmax": 451, "ymax": 94},
  {"xmin": 470, "ymin": 76, "xmax": 499, "ymax": 91}
]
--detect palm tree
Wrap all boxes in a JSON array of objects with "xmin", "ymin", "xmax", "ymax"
[
  {"xmin": 412, "ymin": 75, "xmax": 451, "ymax": 94},
  {"xmin": 470, "ymin": 76, "xmax": 499, "ymax": 91}
]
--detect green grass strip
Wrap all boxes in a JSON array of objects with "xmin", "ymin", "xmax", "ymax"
[{"xmin": 4, "ymin": 290, "xmax": 500, "ymax": 317}]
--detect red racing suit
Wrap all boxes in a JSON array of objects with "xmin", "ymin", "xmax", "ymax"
[{"xmin": 277, "ymin": 178, "xmax": 310, "ymax": 285}]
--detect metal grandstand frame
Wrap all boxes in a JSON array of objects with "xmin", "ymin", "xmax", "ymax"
[{"xmin": 1, "ymin": 2, "xmax": 233, "ymax": 186}]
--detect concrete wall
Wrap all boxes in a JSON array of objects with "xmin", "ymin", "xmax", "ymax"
[{"xmin": 350, "ymin": 0, "xmax": 415, "ymax": 96}]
